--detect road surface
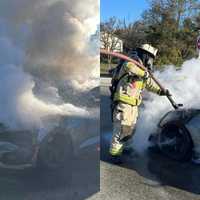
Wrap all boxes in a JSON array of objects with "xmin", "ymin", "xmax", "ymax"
[
  {"xmin": 88, "ymin": 78, "xmax": 200, "ymax": 200},
  {"xmin": 0, "ymin": 149, "xmax": 99, "ymax": 200}
]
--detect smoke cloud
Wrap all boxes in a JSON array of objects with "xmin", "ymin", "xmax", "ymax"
[
  {"xmin": 134, "ymin": 59, "xmax": 200, "ymax": 152},
  {"xmin": 0, "ymin": 0, "xmax": 99, "ymax": 135}
]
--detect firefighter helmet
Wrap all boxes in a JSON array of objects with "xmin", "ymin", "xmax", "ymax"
[{"xmin": 139, "ymin": 44, "xmax": 158, "ymax": 58}]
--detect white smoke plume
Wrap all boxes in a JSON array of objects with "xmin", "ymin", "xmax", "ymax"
[
  {"xmin": 0, "ymin": 0, "xmax": 99, "ymax": 85},
  {"xmin": 0, "ymin": 0, "xmax": 99, "ymax": 134},
  {"xmin": 134, "ymin": 58, "xmax": 200, "ymax": 152}
]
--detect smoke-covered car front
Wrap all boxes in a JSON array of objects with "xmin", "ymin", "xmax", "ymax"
[{"xmin": 149, "ymin": 109, "xmax": 200, "ymax": 161}]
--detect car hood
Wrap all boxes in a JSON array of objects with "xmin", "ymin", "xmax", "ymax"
[{"xmin": 159, "ymin": 109, "xmax": 200, "ymax": 128}]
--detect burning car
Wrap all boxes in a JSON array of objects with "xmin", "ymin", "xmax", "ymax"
[
  {"xmin": 149, "ymin": 109, "xmax": 200, "ymax": 162},
  {"xmin": 0, "ymin": 114, "xmax": 99, "ymax": 170}
]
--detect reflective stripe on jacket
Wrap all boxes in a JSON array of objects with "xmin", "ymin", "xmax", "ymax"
[{"xmin": 113, "ymin": 61, "xmax": 161, "ymax": 106}]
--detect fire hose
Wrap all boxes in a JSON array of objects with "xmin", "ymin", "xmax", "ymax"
[{"xmin": 100, "ymin": 49, "xmax": 183, "ymax": 110}]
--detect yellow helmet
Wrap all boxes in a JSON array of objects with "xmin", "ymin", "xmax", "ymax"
[{"xmin": 139, "ymin": 44, "xmax": 158, "ymax": 58}]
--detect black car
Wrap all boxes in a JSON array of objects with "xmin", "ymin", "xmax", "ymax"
[
  {"xmin": 0, "ymin": 114, "xmax": 99, "ymax": 170},
  {"xmin": 149, "ymin": 109, "xmax": 200, "ymax": 161}
]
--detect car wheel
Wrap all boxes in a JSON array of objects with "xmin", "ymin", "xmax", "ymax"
[
  {"xmin": 38, "ymin": 127, "xmax": 74, "ymax": 170},
  {"xmin": 158, "ymin": 122, "xmax": 193, "ymax": 161}
]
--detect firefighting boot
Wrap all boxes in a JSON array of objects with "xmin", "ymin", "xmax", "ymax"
[{"xmin": 109, "ymin": 142, "xmax": 124, "ymax": 164}]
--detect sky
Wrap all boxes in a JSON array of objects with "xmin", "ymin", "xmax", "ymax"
[{"xmin": 101, "ymin": 0, "xmax": 149, "ymax": 23}]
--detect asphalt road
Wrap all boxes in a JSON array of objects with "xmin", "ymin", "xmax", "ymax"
[
  {"xmin": 0, "ymin": 152, "xmax": 99, "ymax": 200},
  {"xmin": 88, "ymin": 80, "xmax": 200, "ymax": 200}
]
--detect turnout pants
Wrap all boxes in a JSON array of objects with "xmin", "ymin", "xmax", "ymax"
[{"xmin": 110, "ymin": 102, "xmax": 138, "ymax": 156}]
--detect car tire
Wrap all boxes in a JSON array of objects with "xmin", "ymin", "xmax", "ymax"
[
  {"xmin": 158, "ymin": 121, "xmax": 193, "ymax": 161},
  {"xmin": 37, "ymin": 127, "xmax": 74, "ymax": 170}
]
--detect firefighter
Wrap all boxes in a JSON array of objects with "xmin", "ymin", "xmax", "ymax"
[{"xmin": 109, "ymin": 44, "xmax": 170, "ymax": 158}]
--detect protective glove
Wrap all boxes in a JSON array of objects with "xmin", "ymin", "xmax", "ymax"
[{"xmin": 159, "ymin": 89, "xmax": 171, "ymax": 96}]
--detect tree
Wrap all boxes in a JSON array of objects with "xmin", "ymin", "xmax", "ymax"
[
  {"xmin": 100, "ymin": 17, "xmax": 122, "ymax": 68},
  {"xmin": 143, "ymin": 0, "xmax": 200, "ymax": 67},
  {"xmin": 100, "ymin": 0, "xmax": 200, "ymax": 72},
  {"xmin": 116, "ymin": 20, "xmax": 148, "ymax": 51}
]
